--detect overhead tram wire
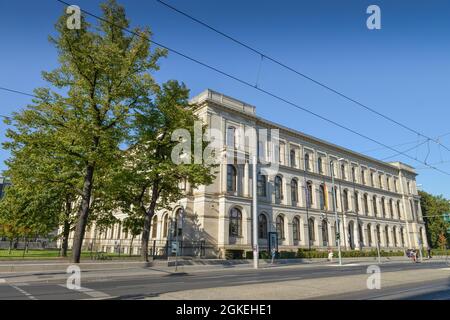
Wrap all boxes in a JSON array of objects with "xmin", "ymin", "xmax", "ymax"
[
  {"xmin": 0, "ymin": 0, "xmax": 434, "ymax": 177},
  {"xmin": 156, "ymin": 0, "xmax": 450, "ymax": 155}
]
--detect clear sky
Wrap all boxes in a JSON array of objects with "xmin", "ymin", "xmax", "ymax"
[{"xmin": 0, "ymin": 0, "xmax": 449, "ymax": 197}]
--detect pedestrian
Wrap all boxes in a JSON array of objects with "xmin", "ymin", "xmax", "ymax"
[
  {"xmin": 327, "ymin": 248, "xmax": 334, "ymax": 262},
  {"xmin": 427, "ymin": 247, "xmax": 432, "ymax": 259},
  {"xmin": 412, "ymin": 249, "xmax": 417, "ymax": 263},
  {"xmin": 271, "ymin": 248, "xmax": 276, "ymax": 264}
]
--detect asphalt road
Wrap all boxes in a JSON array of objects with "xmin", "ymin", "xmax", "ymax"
[{"xmin": 0, "ymin": 261, "xmax": 448, "ymax": 300}]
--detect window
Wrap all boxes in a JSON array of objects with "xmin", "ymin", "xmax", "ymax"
[
  {"xmin": 381, "ymin": 197, "xmax": 386, "ymax": 218},
  {"xmin": 227, "ymin": 165, "xmax": 237, "ymax": 192},
  {"xmin": 351, "ymin": 167, "xmax": 356, "ymax": 182},
  {"xmin": 306, "ymin": 181, "xmax": 313, "ymax": 208},
  {"xmin": 279, "ymin": 142, "xmax": 285, "ymax": 165},
  {"xmin": 393, "ymin": 227, "xmax": 398, "ymax": 247},
  {"xmin": 319, "ymin": 184, "xmax": 326, "ymax": 210},
  {"xmin": 354, "ymin": 191, "xmax": 359, "ymax": 213},
  {"xmin": 304, "ymin": 153, "xmax": 310, "ymax": 171},
  {"xmin": 385, "ymin": 226, "xmax": 390, "ymax": 246},
  {"xmin": 226, "ymin": 126, "xmax": 236, "ymax": 148},
  {"xmin": 174, "ymin": 208, "xmax": 183, "ymax": 237},
  {"xmin": 258, "ymin": 214, "xmax": 268, "ymax": 239},
  {"xmin": 290, "ymin": 149, "xmax": 296, "ymax": 167},
  {"xmin": 332, "ymin": 186, "xmax": 338, "ymax": 210},
  {"xmin": 343, "ymin": 189, "xmax": 349, "ymax": 211},
  {"xmin": 358, "ymin": 223, "xmax": 364, "ymax": 245},
  {"xmin": 394, "ymin": 179, "xmax": 398, "ymax": 193},
  {"xmin": 407, "ymin": 181, "xmax": 411, "ymax": 194},
  {"xmin": 341, "ymin": 164, "xmax": 346, "ymax": 180},
  {"xmin": 275, "ymin": 176, "xmax": 283, "ymax": 201},
  {"xmin": 293, "ymin": 217, "xmax": 300, "ymax": 241},
  {"xmin": 389, "ymin": 199, "xmax": 394, "ymax": 219},
  {"xmin": 373, "ymin": 196, "xmax": 378, "ymax": 216},
  {"xmin": 318, "ymin": 157, "xmax": 323, "ymax": 174},
  {"xmin": 308, "ymin": 218, "xmax": 315, "ymax": 241},
  {"xmin": 151, "ymin": 217, "xmax": 158, "ymax": 238},
  {"xmin": 400, "ymin": 227, "xmax": 405, "ymax": 246},
  {"xmin": 291, "ymin": 179, "xmax": 298, "ymax": 205},
  {"xmin": 276, "ymin": 215, "xmax": 285, "ymax": 239},
  {"xmin": 364, "ymin": 194, "xmax": 369, "ymax": 214},
  {"xmin": 387, "ymin": 177, "xmax": 391, "ymax": 191},
  {"xmin": 397, "ymin": 201, "xmax": 401, "ymax": 220},
  {"xmin": 376, "ymin": 225, "xmax": 381, "ymax": 244},
  {"xmin": 371, "ymin": 172, "xmax": 375, "ymax": 186},
  {"xmin": 367, "ymin": 224, "xmax": 372, "ymax": 246},
  {"xmin": 361, "ymin": 169, "xmax": 366, "ymax": 185},
  {"xmin": 229, "ymin": 208, "xmax": 242, "ymax": 237},
  {"xmin": 257, "ymin": 174, "xmax": 266, "ymax": 197},
  {"xmin": 379, "ymin": 174, "xmax": 383, "ymax": 189},
  {"xmin": 162, "ymin": 214, "xmax": 169, "ymax": 238}
]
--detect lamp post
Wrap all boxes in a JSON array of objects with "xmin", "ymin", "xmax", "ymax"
[
  {"xmin": 330, "ymin": 159, "xmax": 342, "ymax": 266},
  {"xmin": 252, "ymin": 155, "xmax": 259, "ymax": 269}
]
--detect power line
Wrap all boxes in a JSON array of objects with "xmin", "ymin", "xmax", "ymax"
[
  {"xmin": 156, "ymin": 0, "xmax": 450, "ymax": 155},
  {"xmin": 0, "ymin": 1, "xmax": 433, "ymax": 178}
]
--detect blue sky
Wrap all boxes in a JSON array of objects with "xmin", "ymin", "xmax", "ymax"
[{"xmin": 0, "ymin": 0, "xmax": 449, "ymax": 197}]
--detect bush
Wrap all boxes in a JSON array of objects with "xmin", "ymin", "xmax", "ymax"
[
  {"xmin": 225, "ymin": 249, "xmax": 244, "ymax": 260},
  {"xmin": 278, "ymin": 251, "xmax": 296, "ymax": 259}
]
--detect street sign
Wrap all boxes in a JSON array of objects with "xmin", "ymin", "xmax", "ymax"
[{"xmin": 171, "ymin": 241, "xmax": 179, "ymax": 254}]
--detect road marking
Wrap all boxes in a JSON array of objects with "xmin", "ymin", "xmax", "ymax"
[
  {"xmin": 59, "ymin": 284, "xmax": 112, "ymax": 300},
  {"xmin": 11, "ymin": 285, "xmax": 37, "ymax": 300}
]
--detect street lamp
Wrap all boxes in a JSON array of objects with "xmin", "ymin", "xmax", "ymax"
[{"xmin": 330, "ymin": 158, "xmax": 344, "ymax": 266}]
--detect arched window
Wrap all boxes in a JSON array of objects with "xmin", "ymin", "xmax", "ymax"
[
  {"xmin": 367, "ymin": 224, "xmax": 372, "ymax": 246},
  {"xmin": 389, "ymin": 199, "xmax": 394, "ymax": 219},
  {"xmin": 364, "ymin": 194, "xmax": 369, "ymax": 215},
  {"xmin": 387, "ymin": 177, "xmax": 391, "ymax": 191},
  {"xmin": 318, "ymin": 157, "xmax": 323, "ymax": 174},
  {"xmin": 304, "ymin": 153, "xmax": 310, "ymax": 171},
  {"xmin": 407, "ymin": 181, "xmax": 411, "ymax": 194},
  {"xmin": 381, "ymin": 197, "xmax": 386, "ymax": 218},
  {"xmin": 293, "ymin": 217, "xmax": 300, "ymax": 241},
  {"xmin": 370, "ymin": 172, "xmax": 375, "ymax": 186},
  {"xmin": 151, "ymin": 217, "xmax": 158, "ymax": 239},
  {"xmin": 379, "ymin": 174, "xmax": 383, "ymax": 189},
  {"xmin": 410, "ymin": 200, "xmax": 415, "ymax": 221},
  {"xmin": 385, "ymin": 225, "xmax": 390, "ymax": 247},
  {"xmin": 351, "ymin": 167, "xmax": 356, "ymax": 182},
  {"xmin": 276, "ymin": 215, "xmax": 285, "ymax": 239},
  {"xmin": 354, "ymin": 191, "xmax": 359, "ymax": 213},
  {"xmin": 227, "ymin": 126, "xmax": 236, "ymax": 148},
  {"xmin": 229, "ymin": 208, "xmax": 242, "ymax": 237},
  {"xmin": 162, "ymin": 214, "xmax": 169, "ymax": 238},
  {"xmin": 258, "ymin": 214, "xmax": 268, "ymax": 239},
  {"xmin": 393, "ymin": 226, "xmax": 398, "ymax": 247},
  {"xmin": 373, "ymin": 196, "xmax": 378, "ymax": 216},
  {"xmin": 257, "ymin": 174, "xmax": 266, "ymax": 197},
  {"xmin": 341, "ymin": 164, "xmax": 346, "ymax": 180},
  {"xmin": 332, "ymin": 186, "xmax": 338, "ymax": 211},
  {"xmin": 358, "ymin": 223, "xmax": 364, "ymax": 245},
  {"xmin": 227, "ymin": 165, "xmax": 237, "ymax": 192},
  {"xmin": 343, "ymin": 189, "xmax": 349, "ymax": 211},
  {"xmin": 291, "ymin": 179, "xmax": 298, "ymax": 205},
  {"xmin": 290, "ymin": 149, "xmax": 296, "ymax": 167},
  {"xmin": 319, "ymin": 184, "xmax": 326, "ymax": 210},
  {"xmin": 322, "ymin": 220, "xmax": 328, "ymax": 246},
  {"xmin": 275, "ymin": 176, "xmax": 283, "ymax": 201},
  {"xmin": 306, "ymin": 181, "xmax": 313, "ymax": 208},
  {"xmin": 400, "ymin": 227, "xmax": 405, "ymax": 247},
  {"xmin": 397, "ymin": 201, "xmax": 401, "ymax": 220},
  {"xmin": 308, "ymin": 218, "xmax": 315, "ymax": 241},
  {"xmin": 361, "ymin": 169, "xmax": 366, "ymax": 185}
]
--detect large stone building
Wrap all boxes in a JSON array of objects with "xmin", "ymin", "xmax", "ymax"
[{"xmin": 81, "ymin": 89, "xmax": 428, "ymax": 258}]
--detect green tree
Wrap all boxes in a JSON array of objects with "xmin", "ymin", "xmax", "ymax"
[
  {"xmin": 3, "ymin": 0, "xmax": 165, "ymax": 263},
  {"xmin": 419, "ymin": 190, "xmax": 450, "ymax": 248},
  {"xmin": 113, "ymin": 81, "xmax": 217, "ymax": 262}
]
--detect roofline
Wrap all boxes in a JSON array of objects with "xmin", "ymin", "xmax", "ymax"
[{"xmin": 191, "ymin": 89, "xmax": 416, "ymax": 174}]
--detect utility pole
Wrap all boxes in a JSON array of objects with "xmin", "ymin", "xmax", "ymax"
[
  {"xmin": 330, "ymin": 160, "xmax": 342, "ymax": 266},
  {"xmin": 252, "ymin": 155, "xmax": 259, "ymax": 269}
]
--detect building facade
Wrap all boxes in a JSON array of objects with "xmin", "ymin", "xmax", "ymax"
[{"xmin": 80, "ymin": 89, "xmax": 428, "ymax": 258}]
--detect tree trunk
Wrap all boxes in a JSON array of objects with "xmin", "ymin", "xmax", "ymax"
[
  {"xmin": 72, "ymin": 164, "xmax": 95, "ymax": 263},
  {"xmin": 141, "ymin": 183, "xmax": 159, "ymax": 262},
  {"xmin": 129, "ymin": 236, "xmax": 134, "ymax": 256},
  {"xmin": 60, "ymin": 196, "xmax": 72, "ymax": 257}
]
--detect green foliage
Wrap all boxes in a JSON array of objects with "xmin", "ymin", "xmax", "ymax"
[{"xmin": 419, "ymin": 190, "xmax": 450, "ymax": 248}]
